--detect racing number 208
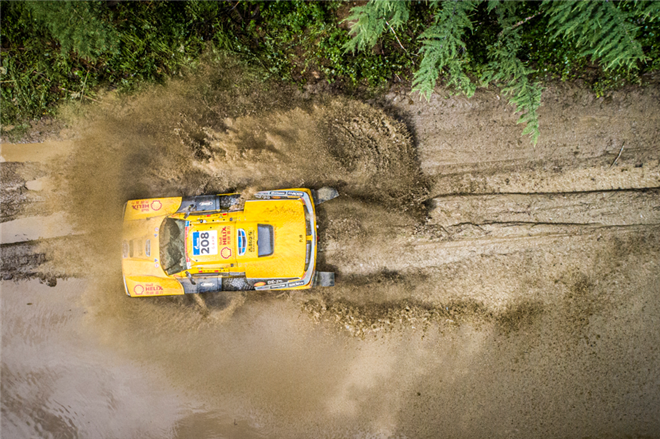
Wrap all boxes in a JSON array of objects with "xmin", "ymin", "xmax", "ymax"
[
  {"xmin": 193, "ymin": 230, "xmax": 218, "ymax": 256},
  {"xmin": 199, "ymin": 232, "xmax": 210, "ymax": 254}
]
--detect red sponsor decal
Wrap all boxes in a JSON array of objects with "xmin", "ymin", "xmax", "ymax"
[
  {"xmin": 221, "ymin": 247, "xmax": 232, "ymax": 259},
  {"xmin": 184, "ymin": 225, "xmax": 190, "ymax": 262},
  {"xmin": 151, "ymin": 200, "xmax": 162, "ymax": 211},
  {"xmin": 131, "ymin": 200, "xmax": 156, "ymax": 213},
  {"xmin": 219, "ymin": 226, "xmax": 231, "ymax": 246},
  {"xmin": 133, "ymin": 283, "xmax": 164, "ymax": 296}
]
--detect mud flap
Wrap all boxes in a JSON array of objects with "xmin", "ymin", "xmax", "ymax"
[
  {"xmin": 178, "ymin": 277, "xmax": 199, "ymax": 294},
  {"xmin": 178, "ymin": 276, "xmax": 224, "ymax": 294},
  {"xmin": 312, "ymin": 187, "xmax": 339, "ymax": 205},
  {"xmin": 313, "ymin": 272, "xmax": 335, "ymax": 287}
]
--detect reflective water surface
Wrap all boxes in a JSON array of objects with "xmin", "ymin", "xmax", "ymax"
[{"xmin": 3, "ymin": 270, "xmax": 660, "ymax": 438}]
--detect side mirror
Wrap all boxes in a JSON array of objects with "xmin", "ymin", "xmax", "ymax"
[{"xmin": 184, "ymin": 203, "xmax": 195, "ymax": 219}]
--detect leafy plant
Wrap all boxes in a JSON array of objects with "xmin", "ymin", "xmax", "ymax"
[
  {"xmin": 482, "ymin": 1, "xmax": 542, "ymax": 144},
  {"xmin": 343, "ymin": 0, "xmax": 410, "ymax": 53},
  {"xmin": 25, "ymin": 1, "xmax": 119, "ymax": 61},
  {"xmin": 344, "ymin": 0, "xmax": 660, "ymax": 144},
  {"xmin": 545, "ymin": 0, "xmax": 646, "ymax": 70},
  {"xmin": 2, "ymin": 0, "xmax": 659, "ymax": 136},
  {"xmin": 413, "ymin": 0, "xmax": 478, "ymax": 99}
]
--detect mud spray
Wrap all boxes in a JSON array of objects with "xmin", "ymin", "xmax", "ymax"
[{"xmin": 3, "ymin": 57, "xmax": 660, "ymax": 438}]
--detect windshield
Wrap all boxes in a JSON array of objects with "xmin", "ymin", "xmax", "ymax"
[
  {"xmin": 257, "ymin": 224, "xmax": 274, "ymax": 257},
  {"xmin": 159, "ymin": 218, "xmax": 186, "ymax": 275}
]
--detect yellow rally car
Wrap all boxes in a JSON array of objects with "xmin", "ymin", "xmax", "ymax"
[{"xmin": 121, "ymin": 188, "xmax": 338, "ymax": 297}]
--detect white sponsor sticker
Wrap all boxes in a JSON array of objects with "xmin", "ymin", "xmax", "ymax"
[{"xmin": 193, "ymin": 230, "xmax": 218, "ymax": 256}]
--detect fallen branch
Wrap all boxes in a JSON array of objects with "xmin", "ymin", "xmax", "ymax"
[
  {"xmin": 610, "ymin": 142, "xmax": 625, "ymax": 167},
  {"xmin": 511, "ymin": 13, "xmax": 541, "ymax": 31},
  {"xmin": 59, "ymin": 86, "xmax": 100, "ymax": 102},
  {"xmin": 499, "ymin": 13, "xmax": 541, "ymax": 36},
  {"xmin": 385, "ymin": 20, "xmax": 415, "ymax": 66}
]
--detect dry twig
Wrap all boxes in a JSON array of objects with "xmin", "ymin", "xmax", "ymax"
[
  {"xmin": 385, "ymin": 20, "xmax": 415, "ymax": 66},
  {"xmin": 610, "ymin": 142, "xmax": 626, "ymax": 167}
]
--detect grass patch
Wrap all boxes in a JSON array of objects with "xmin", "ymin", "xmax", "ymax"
[{"xmin": 2, "ymin": 1, "xmax": 659, "ymax": 130}]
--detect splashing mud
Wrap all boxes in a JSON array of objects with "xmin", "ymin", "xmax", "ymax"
[
  {"xmin": 55, "ymin": 58, "xmax": 427, "ymax": 293},
  {"xmin": 4, "ymin": 58, "xmax": 660, "ymax": 437}
]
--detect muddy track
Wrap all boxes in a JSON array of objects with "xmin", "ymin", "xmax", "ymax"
[
  {"xmin": 2, "ymin": 79, "xmax": 659, "ymax": 324},
  {"xmin": 0, "ymin": 162, "xmax": 49, "ymax": 222},
  {"xmin": 2, "ymin": 74, "xmax": 660, "ymax": 438},
  {"xmin": 1, "ymin": 240, "xmax": 47, "ymax": 281}
]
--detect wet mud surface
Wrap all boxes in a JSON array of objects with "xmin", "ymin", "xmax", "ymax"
[
  {"xmin": 0, "ymin": 162, "xmax": 48, "ymax": 222},
  {"xmin": 2, "ymin": 65, "xmax": 660, "ymax": 438}
]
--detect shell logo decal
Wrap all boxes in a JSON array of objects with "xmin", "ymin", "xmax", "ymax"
[
  {"xmin": 131, "ymin": 199, "xmax": 163, "ymax": 213},
  {"xmin": 133, "ymin": 283, "xmax": 164, "ymax": 296}
]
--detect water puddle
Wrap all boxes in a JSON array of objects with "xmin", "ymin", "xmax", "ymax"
[
  {"xmin": 0, "ymin": 141, "xmax": 73, "ymax": 163},
  {"xmin": 1, "ymin": 279, "xmax": 263, "ymax": 438},
  {"xmin": 1, "ymin": 212, "xmax": 80, "ymax": 244}
]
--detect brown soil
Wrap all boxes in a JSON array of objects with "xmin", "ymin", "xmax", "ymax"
[
  {"xmin": 0, "ymin": 162, "xmax": 48, "ymax": 222},
  {"xmin": 2, "ymin": 65, "xmax": 660, "ymax": 438}
]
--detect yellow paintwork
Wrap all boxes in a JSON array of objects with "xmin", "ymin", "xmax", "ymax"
[
  {"xmin": 238, "ymin": 199, "xmax": 308, "ymax": 279},
  {"xmin": 124, "ymin": 197, "xmax": 182, "ymax": 221},
  {"xmin": 121, "ymin": 198, "xmax": 184, "ymax": 296},
  {"xmin": 121, "ymin": 189, "xmax": 316, "ymax": 297},
  {"xmin": 124, "ymin": 275, "xmax": 184, "ymax": 297}
]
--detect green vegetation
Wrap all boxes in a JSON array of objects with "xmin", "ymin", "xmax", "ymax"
[
  {"xmin": 26, "ymin": 1, "xmax": 119, "ymax": 61},
  {"xmin": 345, "ymin": 0, "xmax": 660, "ymax": 144},
  {"xmin": 2, "ymin": 1, "xmax": 659, "ymax": 144}
]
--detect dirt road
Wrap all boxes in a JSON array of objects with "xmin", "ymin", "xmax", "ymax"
[{"xmin": 2, "ymin": 74, "xmax": 659, "ymax": 438}]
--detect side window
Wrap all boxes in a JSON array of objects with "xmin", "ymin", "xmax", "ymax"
[{"xmin": 257, "ymin": 224, "xmax": 274, "ymax": 257}]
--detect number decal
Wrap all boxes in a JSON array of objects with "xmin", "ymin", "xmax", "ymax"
[{"xmin": 192, "ymin": 230, "xmax": 218, "ymax": 256}]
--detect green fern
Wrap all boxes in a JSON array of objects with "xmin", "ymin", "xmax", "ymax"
[
  {"xmin": 412, "ymin": 0, "xmax": 479, "ymax": 99},
  {"xmin": 482, "ymin": 1, "xmax": 542, "ymax": 144},
  {"xmin": 342, "ymin": 0, "xmax": 410, "ymax": 53},
  {"xmin": 25, "ymin": 1, "xmax": 118, "ymax": 61},
  {"xmin": 545, "ymin": 0, "xmax": 647, "ymax": 70},
  {"xmin": 637, "ymin": 0, "xmax": 660, "ymax": 22}
]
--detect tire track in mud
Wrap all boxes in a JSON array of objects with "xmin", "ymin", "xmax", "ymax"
[
  {"xmin": 0, "ymin": 162, "xmax": 49, "ymax": 222},
  {"xmin": 290, "ymin": 80, "xmax": 660, "ymax": 339},
  {"xmin": 4, "ymin": 66, "xmax": 660, "ymax": 437},
  {"xmin": 4, "ymin": 76, "xmax": 660, "ymax": 338},
  {"xmin": 383, "ymin": 79, "xmax": 660, "ymax": 199}
]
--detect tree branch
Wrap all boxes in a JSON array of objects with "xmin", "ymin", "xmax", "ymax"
[{"xmin": 499, "ymin": 12, "xmax": 540, "ymax": 36}]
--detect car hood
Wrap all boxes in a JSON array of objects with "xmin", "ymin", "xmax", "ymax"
[{"xmin": 122, "ymin": 215, "xmax": 168, "ymax": 278}]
